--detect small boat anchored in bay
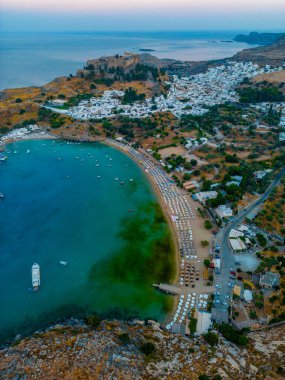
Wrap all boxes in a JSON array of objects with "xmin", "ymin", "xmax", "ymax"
[{"xmin": 31, "ymin": 263, "xmax": 40, "ymax": 291}]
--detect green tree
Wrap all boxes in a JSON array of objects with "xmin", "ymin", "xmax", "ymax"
[
  {"xmin": 203, "ymin": 259, "xmax": 211, "ymax": 267},
  {"xmin": 204, "ymin": 220, "xmax": 213, "ymax": 230},
  {"xmin": 203, "ymin": 332, "xmax": 219, "ymax": 346}
]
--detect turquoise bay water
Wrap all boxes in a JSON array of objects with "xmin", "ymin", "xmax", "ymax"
[{"xmin": 0, "ymin": 140, "xmax": 174, "ymax": 343}]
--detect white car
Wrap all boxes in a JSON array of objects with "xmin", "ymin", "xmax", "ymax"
[
  {"xmin": 214, "ymin": 299, "xmax": 220, "ymax": 304},
  {"xmin": 215, "ymin": 284, "xmax": 222, "ymax": 289},
  {"xmin": 223, "ymin": 302, "xmax": 228, "ymax": 307}
]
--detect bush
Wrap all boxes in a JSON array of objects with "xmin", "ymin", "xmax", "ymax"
[
  {"xmin": 256, "ymin": 233, "xmax": 267, "ymax": 247},
  {"xmin": 203, "ymin": 332, "xmax": 219, "ymax": 346},
  {"xmin": 203, "ymin": 259, "xmax": 211, "ymax": 267},
  {"xmin": 218, "ymin": 323, "xmax": 248, "ymax": 346},
  {"xmin": 140, "ymin": 342, "xmax": 155, "ymax": 356},
  {"xmin": 189, "ymin": 318, "xmax": 197, "ymax": 333},
  {"xmin": 118, "ymin": 333, "xmax": 130, "ymax": 344},
  {"xmin": 204, "ymin": 220, "xmax": 213, "ymax": 230},
  {"xmin": 15, "ymin": 98, "xmax": 22, "ymax": 103},
  {"xmin": 201, "ymin": 240, "xmax": 209, "ymax": 247},
  {"xmin": 84, "ymin": 314, "xmax": 101, "ymax": 329},
  {"xmin": 199, "ymin": 375, "xmax": 210, "ymax": 380}
]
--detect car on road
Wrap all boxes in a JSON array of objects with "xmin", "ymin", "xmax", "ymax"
[
  {"xmin": 223, "ymin": 302, "xmax": 228, "ymax": 307},
  {"xmin": 225, "ymin": 295, "xmax": 230, "ymax": 299},
  {"xmin": 230, "ymin": 271, "xmax": 236, "ymax": 276},
  {"xmin": 214, "ymin": 299, "xmax": 220, "ymax": 304},
  {"xmin": 228, "ymin": 282, "xmax": 234, "ymax": 287},
  {"xmin": 215, "ymin": 284, "xmax": 222, "ymax": 288},
  {"xmin": 215, "ymin": 291, "xmax": 221, "ymax": 296}
]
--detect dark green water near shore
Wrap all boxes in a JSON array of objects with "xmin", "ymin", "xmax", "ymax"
[{"xmin": 0, "ymin": 140, "xmax": 175, "ymax": 343}]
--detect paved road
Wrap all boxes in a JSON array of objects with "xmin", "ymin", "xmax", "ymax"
[{"xmin": 212, "ymin": 167, "xmax": 285, "ymax": 323}]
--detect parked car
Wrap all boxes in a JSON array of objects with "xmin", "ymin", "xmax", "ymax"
[{"xmin": 230, "ymin": 271, "xmax": 236, "ymax": 276}]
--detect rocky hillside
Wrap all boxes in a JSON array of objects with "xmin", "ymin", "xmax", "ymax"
[
  {"xmin": 0, "ymin": 320, "xmax": 284, "ymax": 380},
  {"xmin": 232, "ymin": 36, "xmax": 285, "ymax": 66}
]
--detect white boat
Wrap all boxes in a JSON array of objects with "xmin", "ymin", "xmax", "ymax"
[
  {"xmin": 26, "ymin": 149, "xmax": 30, "ymax": 154},
  {"xmin": 60, "ymin": 261, "xmax": 67, "ymax": 265},
  {"xmin": 32, "ymin": 263, "xmax": 40, "ymax": 291}
]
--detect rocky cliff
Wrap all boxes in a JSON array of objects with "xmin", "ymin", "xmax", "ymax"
[{"xmin": 0, "ymin": 320, "xmax": 284, "ymax": 380}]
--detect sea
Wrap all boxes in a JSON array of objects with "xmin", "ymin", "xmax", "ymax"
[
  {"xmin": 0, "ymin": 140, "xmax": 175, "ymax": 343},
  {"xmin": 0, "ymin": 30, "xmax": 256, "ymax": 90}
]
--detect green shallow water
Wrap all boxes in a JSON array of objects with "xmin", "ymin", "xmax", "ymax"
[{"xmin": 0, "ymin": 140, "xmax": 175, "ymax": 343}]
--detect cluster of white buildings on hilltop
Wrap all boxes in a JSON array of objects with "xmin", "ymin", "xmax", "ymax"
[{"xmin": 49, "ymin": 62, "xmax": 282, "ymax": 121}]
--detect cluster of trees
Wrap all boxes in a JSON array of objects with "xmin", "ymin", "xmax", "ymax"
[
  {"xmin": 218, "ymin": 323, "xmax": 249, "ymax": 346},
  {"xmin": 238, "ymin": 86, "xmax": 285, "ymax": 103},
  {"xmin": 7, "ymin": 118, "xmax": 37, "ymax": 133},
  {"xmin": 64, "ymin": 93, "xmax": 94, "ymax": 107},
  {"xmin": 263, "ymin": 105, "xmax": 281, "ymax": 126},
  {"xmin": 84, "ymin": 63, "xmax": 160, "ymax": 83},
  {"xmin": 122, "ymin": 87, "xmax": 146, "ymax": 104},
  {"xmin": 38, "ymin": 108, "xmax": 65, "ymax": 129}
]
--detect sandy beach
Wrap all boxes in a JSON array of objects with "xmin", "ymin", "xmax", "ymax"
[{"xmin": 104, "ymin": 138, "xmax": 214, "ymax": 326}]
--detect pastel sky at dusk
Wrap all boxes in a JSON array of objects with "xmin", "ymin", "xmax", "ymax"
[{"xmin": 1, "ymin": 0, "xmax": 285, "ymax": 31}]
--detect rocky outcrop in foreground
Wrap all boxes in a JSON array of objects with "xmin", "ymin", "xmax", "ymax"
[{"xmin": 0, "ymin": 320, "xmax": 284, "ymax": 380}]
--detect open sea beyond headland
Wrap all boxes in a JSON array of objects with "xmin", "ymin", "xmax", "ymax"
[
  {"xmin": 0, "ymin": 30, "xmax": 256, "ymax": 90},
  {"xmin": 0, "ymin": 140, "xmax": 175, "ymax": 343}
]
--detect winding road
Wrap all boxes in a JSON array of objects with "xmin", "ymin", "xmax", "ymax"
[{"xmin": 212, "ymin": 166, "xmax": 285, "ymax": 323}]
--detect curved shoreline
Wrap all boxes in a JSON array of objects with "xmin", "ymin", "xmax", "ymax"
[
  {"xmin": 103, "ymin": 139, "xmax": 180, "ymax": 281},
  {"xmin": 103, "ymin": 139, "xmax": 181, "ymax": 321}
]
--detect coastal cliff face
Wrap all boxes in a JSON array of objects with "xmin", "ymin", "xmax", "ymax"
[
  {"xmin": 232, "ymin": 36, "xmax": 285, "ymax": 66},
  {"xmin": 0, "ymin": 320, "xmax": 284, "ymax": 380}
]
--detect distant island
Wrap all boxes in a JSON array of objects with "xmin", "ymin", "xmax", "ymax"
[
  {"xmin": 139, "ymin": 48, "xmax": 156, "ymax": 52},
  {"xmin": 234, "ymin": 31, "xmax": 285, "ymax": 45}
]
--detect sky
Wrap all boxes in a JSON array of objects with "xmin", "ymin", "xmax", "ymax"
[{"xmin": 1, "ymin": 0, "xmax": 285, "ymax": 32}]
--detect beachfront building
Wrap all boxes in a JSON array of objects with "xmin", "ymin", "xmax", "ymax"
[
  {"xmin": 196, "ymin": 310, "xmax": 212, "ymax": 335},
  {"xmin": 183, "ymin": 180, "xmax": 199, "ymax": 191},
  {"xmin": 193, "ymin": 191, "xmax": 218, "ymax": 204}
]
